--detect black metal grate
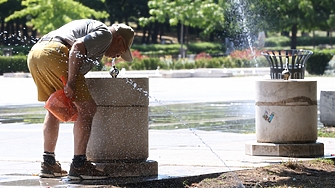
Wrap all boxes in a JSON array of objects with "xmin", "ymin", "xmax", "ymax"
[{"xmin": 261, "ymin": 50, "xmax": 313, "ymax": 79}]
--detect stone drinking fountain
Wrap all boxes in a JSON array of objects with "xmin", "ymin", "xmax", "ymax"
[
  {"xmin": 84, "ymin": 68, "xmax": 158, "ymax": 177},
  {"xmin": 245, "ymin": 49, "xmax": 324, "ymax": 157}
]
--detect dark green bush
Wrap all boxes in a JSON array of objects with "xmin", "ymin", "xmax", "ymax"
[
  {"xmin": 0, "ymin": 45, "xmax": 33, "ymax": 56},
  {"xmin": 306, "ymin": 49, "xmax": 334, "ymax": 75},
  {"xmin": 173, "ymin": 60, "xmax": 185, "ymax": 70},
  {"xmin": 204, "ymin": 59, "xmax": 222, "ymax": 68},
  {"xmin": 141, "ymin": 58, "xmax": 161, "ymax": 70},
  {"xmin": 130, "ymin": 59, "xmax": 145, "ymax": 70},
  {"xmin": 297, "ymin": 36, "xmax": 333, "ymax": 46},
  {"xmin": 264, "ymin": 36, "xmax": 334, "ymax": 48},
  {"xmin": 194, "ymin": 59, "xmax": 207, "ymax": 68},
  {"xmin": 184, "ymin": 62, "xmax": 196, "ymax": 69},
  {"xmin": 0, "ymin": 55, "xmax": 28, "ymax": 75}
]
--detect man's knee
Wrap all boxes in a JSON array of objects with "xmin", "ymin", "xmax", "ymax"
[{"xmin": 75, "ymin": 99, "xmax": 97, "ymax": 118}]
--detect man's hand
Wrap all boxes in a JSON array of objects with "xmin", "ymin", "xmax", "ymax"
[{"xmin": 64, "ymin": 80, "xmax": 76, "ymax": 99}]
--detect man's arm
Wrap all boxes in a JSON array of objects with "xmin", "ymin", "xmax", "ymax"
[{"xmin": 64, "ymin": 41, "xmax": 86, "ymax": 99}]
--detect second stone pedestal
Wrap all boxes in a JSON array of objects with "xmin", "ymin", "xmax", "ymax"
[
  {"xmin": 245, "ymin": 79, "xmax": 324, "ymax": 157},
  {"xmin": 85, "ymin": 77, "xmax": 158, "ymax": 177}
]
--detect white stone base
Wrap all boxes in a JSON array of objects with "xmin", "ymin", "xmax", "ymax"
[
  {"xmin": 320, "ymin": 91, "xmax": 335, "ymax": 127},
  {"xmin": 95, "ymin": 160, "xmax": 158, "ymax": 177},
  {"xmin": 245, "ymin": 141, "xmax": 324, "ymax": 157}
]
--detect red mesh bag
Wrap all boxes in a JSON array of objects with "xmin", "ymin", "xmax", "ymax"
[{"xmin": 45, "ymin": 76, "xmax": 78, "ymax": 122}]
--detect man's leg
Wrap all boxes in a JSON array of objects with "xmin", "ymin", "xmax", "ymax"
[
  {"xmin": 73, "ymin": 98, "xmax": 97, "ymax": 155},
  {"xmin": 68, "ymin": 98, "xmax": 110, "ymax": 180},
  {"xmin": 40, "ymin": 111, "xmax": 68, "ymax": 178},
  {"xmin": 28, "ymin": 41, "xmax": 70, "ymax": 178},
  {"xmin": 43, "ymin": 111, "xmax": 60, "ymax": 152}
]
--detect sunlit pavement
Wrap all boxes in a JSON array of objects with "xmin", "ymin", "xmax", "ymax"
[{"xmin": 1, "ymin": 69, "xmax": 335, "ymax": 187}]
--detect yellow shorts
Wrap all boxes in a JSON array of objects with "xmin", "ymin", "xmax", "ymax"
[{"xmin": 27, "ymin": 41, "xmax": 92, "ymax": 102}]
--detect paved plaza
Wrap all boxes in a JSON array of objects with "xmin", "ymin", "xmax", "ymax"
[{"xmin": 1, "ymin": 69, "xmax": 335, "ymax": 187}]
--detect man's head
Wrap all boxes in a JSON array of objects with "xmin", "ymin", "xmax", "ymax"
[{"xmin": 112, "ymin": 24, "xmax": 134, "ymax": 62}]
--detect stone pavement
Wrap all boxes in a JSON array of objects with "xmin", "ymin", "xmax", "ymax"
[
  {"xmin": 1, "ymin": 69, "xmax": 335, "ymax": 187},
  {"xmin": 1, "ymin": 123, "xmax": 335, "ymax": 187}
]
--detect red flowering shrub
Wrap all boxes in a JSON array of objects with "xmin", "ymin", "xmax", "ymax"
[
  {"xmin": 230, "ymin": 49, "xmax": 262, "ymax": 60},
  {"xmin": 195, "ymin": 52, "xmax": 212, "ymax": 60},
  {"xmin": 132, "ymin": 50, "xmax": 143, "ymax": 59}
]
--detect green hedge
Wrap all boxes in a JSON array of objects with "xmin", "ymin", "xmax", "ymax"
[
  {"xmin": 132, "ymin": 42, "xmax": 224, "ymax": 56},
  {"xmin": 1, "ymin": 49, "xmax": 334, "ymax": 76},
  {"xmin": 264, "ymin": 36, "xmax": 335, "ymax": 48},
  {"xmin": 306, "ymin": 49, "xmax": 335, "ymax": 75},
  {"xmin": 0, "ymin": 56, "xmax": 29, "ymax": 75}
]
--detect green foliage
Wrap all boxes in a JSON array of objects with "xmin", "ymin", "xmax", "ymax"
[
  {"xmin": 264, "ymin": 36, "xmax": 290, "ymax": 47},
  {"xmin": 204, "ymin": 58, "xmax": 222, "ymax": 68},
  {"xmin": 5, "ymin": 0, "xmax": 108, "ymax": 34},
  {"xmin": 172, "ymin": 60, "xmax": 185, "ymax": 70},
  {"xmin": 0, "ymin": 55, "xmax": 28, "ymax": 75},
  {"xmin": 130, "ymin": 60, "xmax": 145, "ymax": 70},
  {"xmin": 90, "ymin": 60, "xmax": 104, "ymax": 71},
  {"xmin": 264, "ymin": 35, "xmax": 335, "ymax": 48},
  {"xmin": 133, "ymin": 44, "xmax": 181, "ymax": 56},
  {"xmin": 318, "ymin": 127, "xmax": 335, "ymax": 138},
  {"xmin": 115, "ymin": 61, "xmax": 131, "ymax": 70},
  {"xmin": 141, "ymin": 58, "xmax": 161, "ymax": 70},
  {"xmin": 297, "ymin": 36, "xmax": 334, "ymax": 46},
  {"xmin": 133, "ymin": 44, "xmax": 179, "ymax": 51},
  {"xmin": 306, "ymin": 49, "xmax": 334, "ymax": 75},
  {"xmin": 184, "ymin": 62, "xmax": 196, "ymax": 69},
  {"xmin": 188, "ymin": 42, "xmax": 224, "ymax": 54},
  {"xmin": 0, "ymin": 46, "xmax": 33, "ymax": 56},
  {"xmin": 132, "ymin": 42, "xmax": 224, "ymax": 56},
  {"xmin": 140, "ymin": 0, "xmax": 225, "ymax": 35}
]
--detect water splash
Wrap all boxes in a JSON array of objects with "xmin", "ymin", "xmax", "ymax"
[
  {"xmin": 229, "ymin": 0, "xmax": 258, "ymax": 67},
  {"xmin": 125, "ymin": 77, "xmax": 245, "ymax": 188}
]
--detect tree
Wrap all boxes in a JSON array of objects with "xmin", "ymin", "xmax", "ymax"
[
  {"xmin": 0, "ymin": 0, "xmax": 27, "ymax": 45},
  {"xmin": 250, "ymin": 0, "xmax": 335, "ymax": 49},
  {"xmin": 5, "ymin": 0, "xmax": 108, "ymax": 35},
  {"xmin": 139, "ymin": 0, "xmax": 225, "ymax": 57}
]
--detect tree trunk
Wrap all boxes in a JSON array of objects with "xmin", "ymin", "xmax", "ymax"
[
  {"xmin": 151, "ymin": 21, "xmax": 159, "ymax": 44},
  {"xmin": 5, "ymin": 21, "xmax": 11, "ymax": 45},
  {"xmin": 313, "ymin": 31, "xmax": 315, "ymax": 50},
  {"xmin": 0, "ymin": 18, "xmax": 4, "ymax": 45},
  {"xmin": 145, "ymin": 24, "xmax": 152, "ymax": 44},
  {"xmin": 159, "ymin": 23, "xmax": 164, "ymax": 43},
  {"xmin": 22, "ymin": 19, "xmax": 28, "ymax": 45},
  {"xmin": 176, "ymin": 23, "xmax": 180, "ymax": 43},
  {"xmin": 291, "ymin": 24, "xmax": 298, "ymax": 49},
  {"xmin": 185, "ymin": 25, "xmax": 188, "ymax": 45},
  {"xmin": 15, "ymin": 20, "xmax": 20, "ymax": 45},
  {"xmin": 330, "ymin": 29, "xmax": 333, "ymax": 49},
  {"xmin": 31, "ymin": 29, "xmax": 37, "ymax": 44}
]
